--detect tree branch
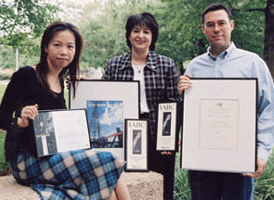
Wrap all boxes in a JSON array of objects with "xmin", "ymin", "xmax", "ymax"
[{"xmin": 232, "ymin": 8, "xmax": 265, "ymax": 12}]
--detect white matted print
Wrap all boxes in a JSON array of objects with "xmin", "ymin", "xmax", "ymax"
[
  {"xmin": 33, "ymin": 109, "xmax": 90, "ymax": 157},
  {"xmin": 125, "ymin": 119, "xmax": 148, "ymax": 172},
  {"xmin": 70, "ymin": 80, "xmax": 140, "ymax": 159},
  {"xmin": 156, "ymin": 102, "xmax": 178, "ymax": 151},
  {"xmin": 181, "ymin": 78, "xmax": 257, "ymax": 173}
]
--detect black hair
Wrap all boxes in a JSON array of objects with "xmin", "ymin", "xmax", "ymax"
[
  {"xmin": 36, "ymin": 21, "xmax": 83, "ymax": 96},
  {"xmin": 125, "ymin": 12, "xmax": 158, "ymax": 51}
]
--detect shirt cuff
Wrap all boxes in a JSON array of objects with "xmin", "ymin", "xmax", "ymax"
[{"xmin": 257, "ymin": 147, "xmax": 272, "ymax": 162}]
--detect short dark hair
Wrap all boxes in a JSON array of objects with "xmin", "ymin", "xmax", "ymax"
[
  {"xmin": 125, "ymin": 12, "xmax": 158, "ymax": 51},
  {"xmin": 202, "ymin": 3, "xmax": 232, "ymax": 24},
  {"xmin": 36, "ymin": 21, "xmax": 83, "ymax": 95}
]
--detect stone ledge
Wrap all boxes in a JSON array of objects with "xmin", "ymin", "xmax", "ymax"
[
  {"xmin": 124, "ymin": 171, "xmax": 163, "ymax": 200},
  {"xmin": 0, "ymin": 175, "xmax": 40, "ymax": 200},
  {"xmin": 0, "ymin": 172, "xmax": 163, "ymax": 200}
]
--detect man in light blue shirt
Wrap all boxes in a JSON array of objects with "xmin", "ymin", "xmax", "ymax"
[{"xmin": 178, "ymin": 3, "xmax": 274, "ymax": 200}]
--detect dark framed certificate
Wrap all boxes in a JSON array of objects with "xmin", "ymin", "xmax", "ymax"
[
  {"xmin": 33, "ymin": 109, "xmax": 90, "ymax": 157},
  {"xmin": 69, "ymin": 80, "xmax": 140, "ymax": 160},
  {"xmin": 125, "ymin": 119, "xmax": 148, "ymax": 172},
  {"xmin": 156, "ymin": 102, "xmax": 179, "ymax": 152},
  {"xmin": 181, "ymin": 78, "xmax": 258, "ymax": 173}
]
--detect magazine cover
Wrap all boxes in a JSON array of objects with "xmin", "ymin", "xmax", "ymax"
[{"xmin": 86, "ymin": 100, "xmax": 123, "ymax": 148}]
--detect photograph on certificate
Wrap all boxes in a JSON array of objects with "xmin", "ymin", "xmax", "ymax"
[
  {"xmin": 181, "ymin": 78, "xmax": 257, "ymax": 173},
  {"xmin": 132, "ymin": 130, "xmax": 142, "ymax": 154},
  {"xmin": 156, "ymin": 102, "xmax": 178, "ymax": 151},
  {"xmin": 69, "ymin": 80, "xmax": 139, "ymax": 159},
  {"xmin": 33, "ymin": 109, "xmax": 90, "ymax": 157},
  {"xmin": 125, "ymin": 119, "xmax": 148, "ymax": 172}
]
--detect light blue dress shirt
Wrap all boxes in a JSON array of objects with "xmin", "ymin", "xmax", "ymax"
[{"xmin": 186, "ymin": 42, "xmax": 274, "ymax": 162}]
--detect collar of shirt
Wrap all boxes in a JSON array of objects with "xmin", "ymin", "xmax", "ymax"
[
  {"xmin": 119, "ymin": 51, "xmax": 158, "ymax": 72},
  {"xmin": 207, "ymin": 42, "xmax": 236, "ymax": 61}
]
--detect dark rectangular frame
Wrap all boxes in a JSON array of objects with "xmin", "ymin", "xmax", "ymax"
[
  {"xmin": 181, "ymin": 78, "xmax": 258, "ymax": 173},
  {"xmin": 69, "ymin": 80, "xmax": 140, "ymax": 160},
  {"xmin": 125, "ymin": 119, "xmax": 149, "ymax": 172},
  {"xmin": 33, "ymin": 109, "xmax": 90, "ymax": 157},
  {"xmin": 156, "ymin": 102, "xmax": 179, "ymax": 152}
]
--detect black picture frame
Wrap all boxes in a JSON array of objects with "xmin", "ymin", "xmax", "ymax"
[
  {"xmin": 69, "ymin": 80, "xmax": 140, "ymax": 159},
  {"xmin": 33, "ymin": 109, "xmax": 90, "ymax": 157},
  {"xmin": 125, "ymin": 119, "xmax": 148, "ymax": 172},
  {"xmin": 156, "ymin": 102, "xmax": 179, "ymax": 152},
  {"xmin": 181, "ymin": 78, "xmax": 258, "ymax": 173}
]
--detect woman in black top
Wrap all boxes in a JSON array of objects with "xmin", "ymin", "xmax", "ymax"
[{"xmin": 0, "ymin": 21, "xmax": 131, "ymax": 200}]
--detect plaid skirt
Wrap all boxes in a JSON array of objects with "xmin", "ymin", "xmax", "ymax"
[{"xmin": 10, "ymin": 149, "xmax": 124, "ymax": 200}]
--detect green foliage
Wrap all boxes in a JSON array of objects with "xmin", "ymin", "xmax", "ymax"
[
  {"xmin": 0, "ymin": 0, "xmax": 60, "ymax": 66},
  {"xmin": 0, "ymin": 74, "xmax": 11, "ymax": 81},
  {"xmin": 0, "ymin": 84, "xmax": 6, "ymax": 101},
  {"xmin": 0, "ymin": 85, "xmax": 7, "ymax": 170},
  {"xmin": 0, "ymin": 0, "xmax": 60, "ymax": 45},
  {"xmin": 174, "ymin": 153, "xmax": 191, "ymax": 199},
  {"xmin": 0, "ymin": 0, "xmax": 271, "ymax": 72},
  {"xmin": 253, "ymin": 153, "xmax": 274, "ymax": 199},
  {"xmin": 156, "ymin": 0, "xmax": 209, "ymax": 65},
  {"xmin": 0, "ymin": 132, "xmax": 6, "ymax": 170},
  {"xmin": 79, "ymin": 0, "xmax": 163, "ymax": 68},
  {"xmin": 157, "ymin": 0, "xmax": 266, "ymax": 66},
  {"xmin": 231, "ymin": 1, "xmax": 266, "ymax": 57},
  {"xmin": 0, "ymin": 44, "xmax": 40, "ymax": 70}
]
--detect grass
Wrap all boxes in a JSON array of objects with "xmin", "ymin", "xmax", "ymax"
[
  {"xmin": 0, "ymin": 84, "xmax": 6, "ymax": 103},
  {"xmin": 0, "ymin": 132, "xmax": 6, "ymax": 169},
  {"xmin": 0, "ymin": 85, "xmax": 7, "ymax": 170},
  {"xmin": 174, "ymin": 153, "xmax": 191, "ymax": 199}
]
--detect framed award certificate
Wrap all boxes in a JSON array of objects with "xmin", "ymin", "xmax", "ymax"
[
  {"xmin": 69, "ymin": 80, "xmax": 140, "ymax": 160},
  {"xmin": 33, "ymin": 109, "xmax": 90, "ymax": 157},
  {"xmin": 181, "ymin": 78, "xmax": 258, "ymax": 173},
  {"xmin": 125, "ymin": 119, "xmax": 148, "ymax": 172},
  {"xmin": 156, "ymin": 102, "xmax": 179, "ymax": 152}
]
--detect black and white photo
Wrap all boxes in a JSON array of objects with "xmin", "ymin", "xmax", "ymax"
[
  {"xmin": 132, "ymin": 130, "xmax": 142, "ymax": 154},
  {"xmin": 156, "ymin": 102, "xmax": 178, "ymax": 151},
  {"xmin": 125, "ymin": 119, "xmax": 148, "ymax": 172}
]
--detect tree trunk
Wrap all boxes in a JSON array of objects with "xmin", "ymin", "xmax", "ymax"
[{"xmin": 264, "ymin": 0, "xmax": 274, "ymax": 78}]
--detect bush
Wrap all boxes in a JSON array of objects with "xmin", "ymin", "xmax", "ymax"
[{"xmin": 0, "ymin": 74, "xmax": 11, "ymax": 80}]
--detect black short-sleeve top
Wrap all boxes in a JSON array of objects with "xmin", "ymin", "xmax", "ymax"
[{"xmin": 0, "ymin": 66, "xmax": 66, "ymax": 161}]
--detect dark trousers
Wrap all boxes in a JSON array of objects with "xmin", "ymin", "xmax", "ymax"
[
  {"xmin": 140, "ymin": 112, "xmax": 176, "ymax": 200},
  {"xmin": 188, "ymin": 170, "xmax": 254, "ymax": 200},
  {"xmin": 148, "ymin": 142, "xmax": 175, "ymax": 200}
]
